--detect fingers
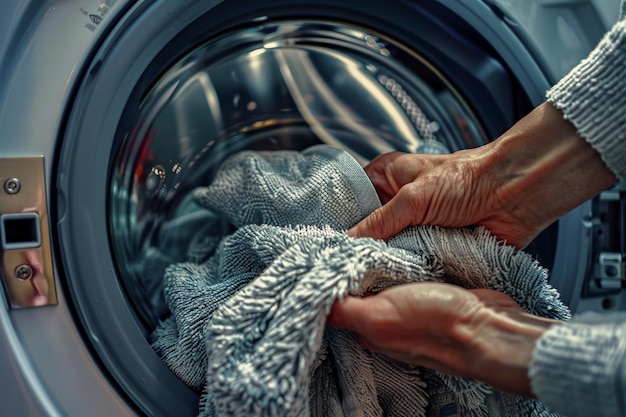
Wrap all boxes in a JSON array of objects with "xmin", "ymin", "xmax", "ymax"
[
  {"xmin": 328, "ymin": 285, "xmax": 541, "ymax": 397},
  {"xmin": 327, "ymin": 296, "xmax": 371, "ymax": 331},
  {"xmin": 328, "ymin": 297, "xmax": 382, "ymax": 353},
  {"xmin": 347, "ymin": 188, "xmax": 420, "ymax": 239},
  {"xmin": 328, "ymin": 294, "xmax": 403, "ymax": 355},
  {"xmin": 347, "ymin": 204, "xmax": 404, "ymax": 240},
  {"xmin": 364, "ymin": 152, "xmax": 431, "ymax": 187},
  {"xmin": 351, "ymin": 153, "xmax": 445, "ymax": 240},
  {"xmin": 470, "ymin": 289, "xmax": 520, "ymax": 308},
  {"xmin": 363, "ymin": 152, "xmax": 424, "ymax": 204},
  {"xmin": 327, "ymin": 286, "xmax": 470, "ymax": 372}
]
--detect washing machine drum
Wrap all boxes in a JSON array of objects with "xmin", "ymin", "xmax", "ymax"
[
  {"xmin": 111, "ymin": 17, "xmax": 506, "ymax": 326},
  {"xmin": 56, "ymin": 1, "xmax": 574, "ymax": 415}
]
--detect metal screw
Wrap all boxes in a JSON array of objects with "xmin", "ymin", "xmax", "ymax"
[
  {"xmin": 4, "ymin": 178, "xmax": 21, "ymax": 195},
  {"xmin": 14, "ymin": 264, "xmax": 33, "ymax": 281}
]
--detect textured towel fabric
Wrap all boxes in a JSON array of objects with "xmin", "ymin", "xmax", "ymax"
[
  {"xmin": 130, "ymin": 196, "xmax": 234, "ymax": 328},
  {"xmin": 150, "ymin": 145, "xmax": 570, "ymax": 417}
]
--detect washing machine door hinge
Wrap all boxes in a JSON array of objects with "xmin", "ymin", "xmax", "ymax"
[
  {"xmin": 0, "ymin": 157, "xmax": 57, "ymax": 308},
  {"xmin": 584, "ymin": 185, "xmax": 626, "ymax": 296}
]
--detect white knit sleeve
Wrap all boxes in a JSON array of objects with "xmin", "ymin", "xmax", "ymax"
[
  {"xmin": 546, "ymin": 18, "xmax": 626, "ymax": 182},
  {"xmin": 529, "ymin": 311, "xmax": 626, "ymax": 417}
]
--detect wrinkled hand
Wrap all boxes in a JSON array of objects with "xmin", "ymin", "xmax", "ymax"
[
  {"xmin": 328, "ymin": 282, "xmax": 556, "ymax": 397},
  {"xmin": 348, "ymin": 103, "xmax": 617, "ymax": 248},
  {"xmin": 347, "ymin": 149, "xmax": 544, "ymax": 248}
]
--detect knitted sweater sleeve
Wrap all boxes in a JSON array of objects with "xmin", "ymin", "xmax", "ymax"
[
  {"xmin": 529, "ymin": 6, "xmax": 626, "ymax": 416},
  {"xmin": 546, "ymin": 13, "xmax": 626, "ymax": 182},
  {"xmin": 529, "ymin": 312, "xmax": 626, "ymax": 416}
]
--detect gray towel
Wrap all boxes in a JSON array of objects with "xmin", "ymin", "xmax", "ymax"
[{"xmin": 150, "ymin": 145, "xmax": 569, "ymax": 417}]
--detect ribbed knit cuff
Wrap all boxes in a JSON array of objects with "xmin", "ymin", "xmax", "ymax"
[
  {"xmin": 529, "ymin": 312, "xmax": 626, "ymax": 417},
  {"xmin": 546, "ymin": 19, "xmax": 626, "ymax": 183}
]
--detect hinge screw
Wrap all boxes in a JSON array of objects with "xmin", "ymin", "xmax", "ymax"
[
  {"xmin": 14, "ymin": 264, "xmax": 33, "ymax": 281},
  {"xmin": 4, "ymin": 178, "xmax": 21, "ymax": 195}
]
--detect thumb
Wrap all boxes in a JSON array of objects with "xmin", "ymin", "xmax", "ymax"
[
  {"xmin": 327, "ymin": 296, "xmax": 369, "ymax": 331},
  {"xmin": 346, "ymin": 193, "xmax": 413, "ymax": 240}
]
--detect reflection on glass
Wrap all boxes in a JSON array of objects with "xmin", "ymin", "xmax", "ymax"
[{"xmin": 109, "ymin": 20, "xmax": 486, "ymax": 330}]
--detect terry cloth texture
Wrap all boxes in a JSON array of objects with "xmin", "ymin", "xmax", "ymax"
[
  {"xmin": 133, "ymin": 197, "xmax": 234, "ymax": 328},
  {"xmin": 150, "ymin": 145, "xmax": 570, "ymax": 417}
]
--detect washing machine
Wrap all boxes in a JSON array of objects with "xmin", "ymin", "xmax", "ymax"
[{"xmin": 0, "ymin": 0, "xmax": 622, "ymax": 415}]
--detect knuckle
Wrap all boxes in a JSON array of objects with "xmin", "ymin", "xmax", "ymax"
[
  {"xmin": 366, "ymin": 209, "xmax": 389, "ymax": 239},
  {"xmin": 398, "ymin": 183, "xmax": 428, "ymax": 224}
]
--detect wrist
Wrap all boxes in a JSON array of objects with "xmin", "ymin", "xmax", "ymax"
[
  {"xmin": 484, "ymin": 102, "xmax": 616, "ymax": 241},
  {"xmin": 453, "ymin": 304, "xmax": 555, "ymax": 397}
]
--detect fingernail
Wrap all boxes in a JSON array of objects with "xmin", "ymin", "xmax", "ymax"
[{"xmin": 345, "ymin": 227, "xmax": 359, "ymax": 238}]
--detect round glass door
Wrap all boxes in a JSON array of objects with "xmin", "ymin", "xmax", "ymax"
[{"xmin": 109, "ymin": 20, "xmax": 486, "ymax": 330}]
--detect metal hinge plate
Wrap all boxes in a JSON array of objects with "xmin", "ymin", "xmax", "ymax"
[{"xmin": 0, "ymin": 157, "xmax": 57, "ymax": 308}]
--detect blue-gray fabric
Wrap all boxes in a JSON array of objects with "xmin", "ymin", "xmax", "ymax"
[{"xmin": 150, "ymin": 145, "xmax": 569, "ymax": 416}]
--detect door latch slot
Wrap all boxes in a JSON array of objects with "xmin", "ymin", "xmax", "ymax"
[{"xmin": 1, "ymin": 212, "xmax": 42, "ymax": 250}]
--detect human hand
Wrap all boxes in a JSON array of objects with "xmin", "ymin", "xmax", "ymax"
[
  {"xmin": 328, "ymin": 282, "xmax": 556, "ymax": 397},
  {"xmin": 347, "ymin": 149, "xmax": 543, "ymax": 248},
  {"xmin": 348, "ymin": 103, "xmax": 617, "ymax": 248}
]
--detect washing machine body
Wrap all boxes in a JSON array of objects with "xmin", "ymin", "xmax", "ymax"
[{"xmin": 0, "ymin": 0, "xmax": 621, "ymax": 416}]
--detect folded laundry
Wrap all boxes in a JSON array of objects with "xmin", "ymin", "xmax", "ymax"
[{"xmin": 150, "ymin": 145, "xmax": 569, "ymax": 417}]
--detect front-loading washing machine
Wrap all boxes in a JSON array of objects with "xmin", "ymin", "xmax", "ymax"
[{"xmin": 0, "ymin": 0, "xmax": 622, "ymax": 415}]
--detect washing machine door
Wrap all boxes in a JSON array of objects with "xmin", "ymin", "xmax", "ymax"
[{"xmin": 0, "ymin": 0, "xmax": 621, "ymax": 416}]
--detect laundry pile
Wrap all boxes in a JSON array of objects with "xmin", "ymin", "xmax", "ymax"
[{"xmin": 150, "ymin": 145, "xmax": 569, "ymax": 417}]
